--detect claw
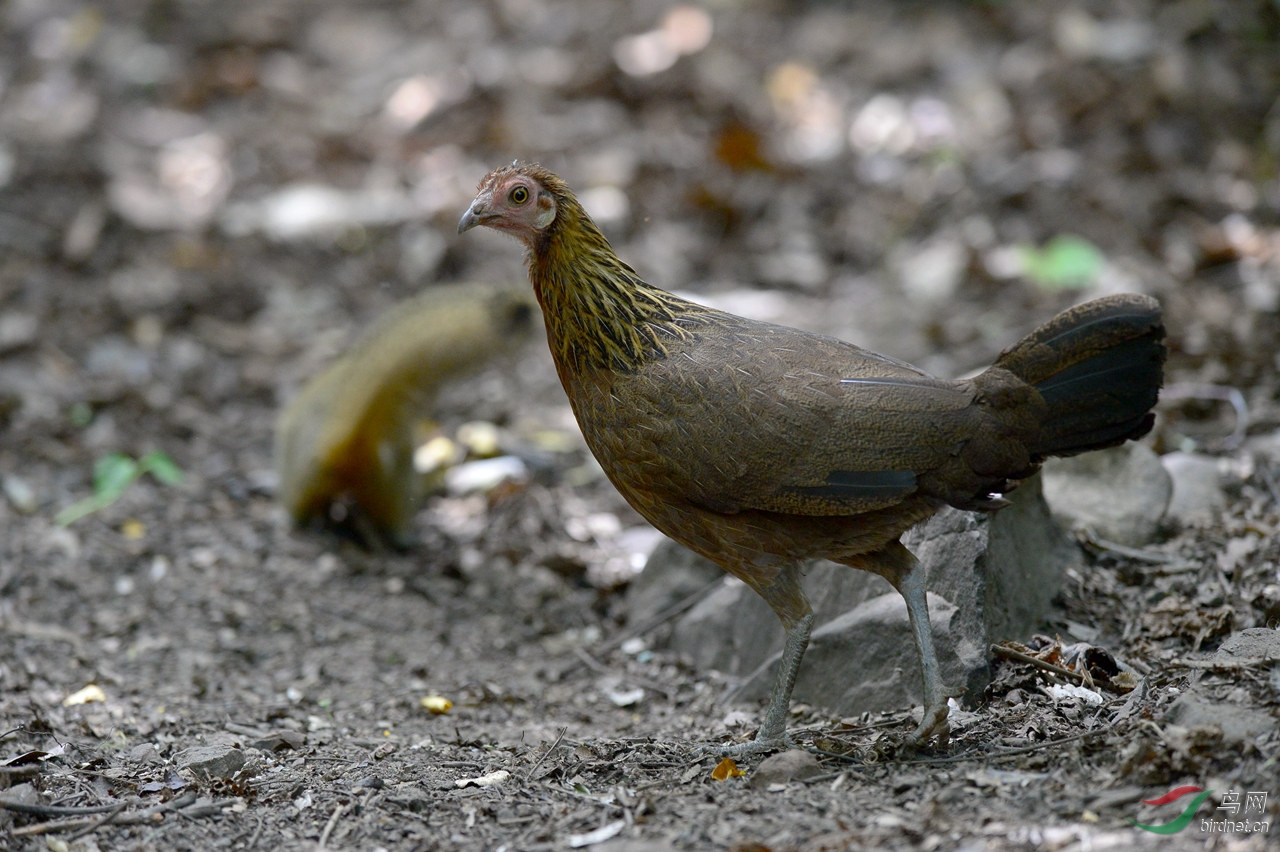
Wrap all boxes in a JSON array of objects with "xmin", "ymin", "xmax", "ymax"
[{"xmin": 905, "ymin": 707, "xmax": 951, "ymax": 748}]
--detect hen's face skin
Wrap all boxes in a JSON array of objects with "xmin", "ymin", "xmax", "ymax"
[{"xmin": 458, "ymin": 168, "xmax": 557, "ymax": 247}]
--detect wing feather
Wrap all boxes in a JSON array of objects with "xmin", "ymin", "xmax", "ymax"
[{"xmin": 585, "ymin": 320, "xmax": 986, "ymax": 516}]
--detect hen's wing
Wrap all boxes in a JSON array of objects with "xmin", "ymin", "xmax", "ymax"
[{"xmin": 584, "ymin": 317, "xmax": 1028, "ymax": 517}]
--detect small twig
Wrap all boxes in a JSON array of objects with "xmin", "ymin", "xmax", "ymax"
[
  {"xmin": 543, "ymin": 784, "xmax": 625, "ymax": 809},
  {"xmin": 0, "ymin": 800, "xmax": 128, "ymax": 817},
  {"xmin": 803, "ymin": 746, "xmax": 876, "ymax": 774},
  {"xmin": 11, "ymin": 816, "xmax": 113, "ymax": 838},
  {"xmin": 1076, "ymin": 531, "xmax": 1177, "ymax": 564},
  {"xmin": 990, "ymin": 643, "xmax": 1088, "ymax": 685},
  {"xmin": 317, "ymin": 802, "xmax": 350, "ymax": 849},
  {"xmin": 525, "ymin": 727, "xmax": 568, "ymax": 781},
  {"xmin": 804, "ymin": 727, "xmax": 1108, "ymax": 780},
  {"xmin": 572, "ymin": 646, "xmax": 611, "ymax": 675},
  {"xmin": 597, "ymin": 578, "xmax": 722, "ymax": 655},
  {"xmin": 65, "ymin": 803, "xmax": 127, "ymax": 841},
  {"xmin": 6, "ymin": 790, "xmax": 203, "ymax": 838},
  {"xmin": 11, "ymin": 809, "xmax": 164, "ymax": 838},
  {"xmin": 1169, "ymin": 656, "xmax": 1277, "ymax": 671},
  {"xmin": 0, "ymin": 765, "xmax": 40, "ymax": 779},
  {"xmin": 830, "ymin": 716, "xmax": 916, "ymax": 733},
  {"xmin": 906, "ymin": 727, "xmax": 1106, "ymax": 766},
  {"xmin": 237, "ymin": 812, "xmax": 266, "ymax": 851},
  {"xmin": 173, "ymin": 798, "xmax": 237, "ymax": 820}
]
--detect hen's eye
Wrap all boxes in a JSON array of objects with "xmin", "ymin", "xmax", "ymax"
[{"xmin": 509, "ymin": 186, "xmax": 529, "ymax": 204}]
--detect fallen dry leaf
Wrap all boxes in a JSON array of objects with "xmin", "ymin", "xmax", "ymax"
[{"xmin": 711, "ymin": 756, "xmax": 746, "ymax": 781}]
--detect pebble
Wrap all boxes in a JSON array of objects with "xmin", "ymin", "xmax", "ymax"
[
  {"xmin": 2, "ymin": 474, "xmax": 37, "ymax": 514},
  {"xmin": 748, "ymin": 749, "xmax": 823, "ymax": 788},
  {"xmin": 0, "ymin": 312, "xmax": 37, "ymax": 354},
  {"xmin": 444, "ymin": 455, "xmax": 529, "ymax": 495},
  {"xmin": 1161, "ymin": 451, "xmax": 1226, "ymax": 524},
  {"xmin": 128, "ymin": 743, "xmax": 163, "ymax": 764},
  {"xmin": 173, "ymin": 744, "xmax": 246, "ymax": 780}
]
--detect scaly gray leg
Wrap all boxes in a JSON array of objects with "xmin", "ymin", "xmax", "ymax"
[
  {"xmin": 893, "ymin": 553, "xmax": 950, "ymax": 745},
  {"xmin": 709, "ymin": 611, "xmax": 813, "ymax": 757},
  {"xmin": 755, "ymin": 610, "xmax": 813, "ymax": 746}
]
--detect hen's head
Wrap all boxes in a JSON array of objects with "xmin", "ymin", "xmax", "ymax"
[{"xmin": 458, "ymin": 163, "xmax": 569, "ymax": 247}]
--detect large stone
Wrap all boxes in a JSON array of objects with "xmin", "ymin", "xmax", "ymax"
[
  {"xmin": 632, "ymin": 475, "xmax": 1077, "ymax": 717},
  {"xmin": 1214, "ymin": 627, "xmax": 1280, "ymax": 661},
  {"xmin": 625, "ymin": 537, "xmax": 724, "ymax": 634},
  {"xmin": 736, "ymin": 591, "xmax": 963, "ymax": 716},
  {"xmin": 1162, "ymin": 629, "xmax": 1280, "ymax": 746},
  {"xmin": 1164, "ymin": 695, "xmax": 1274, "ymax": 745},
  {"xmin": 1040, "ymin": 443, "xmax": 1171, "ymax": 546},
  {"xmin": 664, "ymin": 558, "xmax": 888, "ymax": 680}
]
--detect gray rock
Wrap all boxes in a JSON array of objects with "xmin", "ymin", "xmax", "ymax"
[
  {"xmin": 626, "ymin": 538, "xmax": 724, "ymax": 634},
  {"xmin": 668, "ymin": 559, "xmax": 886, "ymax": 680},
  {"xmin": 1040, "ymin": 443, "xmax": 1171, "ymax": 546},
  {"xmin": 128, "ymin": 743, "xmax": 163, "ymax": 764},
  {"xmin": 642, "ymin": 475, "xmax": 1076, "ymax": 718},
  {"xmin": 1161, "ymin": 451, "xmax": 1226, "ymax": 525},
  {"xmin": 0, "ymin": 783, "xmax": 39, "ymax": 830},
  {"xmin": 748, "ymin": 749, "xmax": 824, "ymax": 788},
  {"xmin": 736, "ymin": 591, "xmax": 962, "ymax": 717},
  {"xmin": 904, "ymin": 473, "xmax": 1077, "ymax": 680},
  {"xmin": 173, "ymin": 744, "xmax": 246, "ymax": 780},
  {"xmin": 1214, "ymin": 627, "xmax": 1280, "ymax": 662},
  {"xmin": 1163, "ymin": 630, "xmax": 1280, "ymax": 745},
  {"xmin": 1164, "ymin": 695, "xmax": 1274, "ymax": 745}
]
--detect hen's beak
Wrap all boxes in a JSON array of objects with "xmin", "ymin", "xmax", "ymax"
[{"xmin": 457, "ymin": 198, "xmax": 493, "ymax": 234}]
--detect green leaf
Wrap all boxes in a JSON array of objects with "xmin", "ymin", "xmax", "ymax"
[
  {"xmin": 55, "ymin": 451, "xmax": 182, "ymax": 526},
  {"xmin": 139, "ymin": 451, "xmax": 184, "ymax": 485},
  {"xmin": 54, "ymin": 493, "xmax": 116, "ymax": 527},
  {"xmin": 93, "ymin": 453, "xmax": 140, "ymax": 498},
  {"xmin": 1019, "ymin": 235, "xmax": 1104, "ymax": 291}
]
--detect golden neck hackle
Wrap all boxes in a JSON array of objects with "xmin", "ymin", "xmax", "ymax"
[{"xmin": 530, "ymin": 189, "xmax": 699, "ymax": 375}]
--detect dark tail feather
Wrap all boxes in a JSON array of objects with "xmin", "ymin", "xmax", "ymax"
[{"xmin": 992, "ymin": 294, "xmax": 1165, "ymax": 460}]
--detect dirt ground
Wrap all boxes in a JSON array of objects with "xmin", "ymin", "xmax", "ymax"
[{"xmin": 2, "ymin": 1, "xmax": 1279, "ymax": 850}]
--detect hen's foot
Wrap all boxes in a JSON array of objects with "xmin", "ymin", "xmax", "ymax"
[
  {"xmin": 697, "ymin": 732, "xmax": 796, "ymax": 759},
  {"xmin": 905, "ymin": 708, "xmax": 951, "ymax": 749}
]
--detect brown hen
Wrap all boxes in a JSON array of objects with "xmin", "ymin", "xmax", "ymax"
[{"xmin": 459, "ymin": 163, "xmax": 1164, "ymax": 754}]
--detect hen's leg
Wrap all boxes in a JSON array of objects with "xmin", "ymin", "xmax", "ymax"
[
  {"xmin": 711, "ymin": 562, "xmax": 812, "ymax": 756},
  {"xmin": 710, "ymin": 611, "xmax": 814, "ymax": 758},
  {"xmin": 893, "ymin": 551, "xmax": 950, "ymax": 744},
  {"xmin": 754, "ymin": 609, "xmax": 813, "ymax": 747},
  {"xmin": 854, "ymin": 541, "xmax": 951, "ymax": 745}
]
